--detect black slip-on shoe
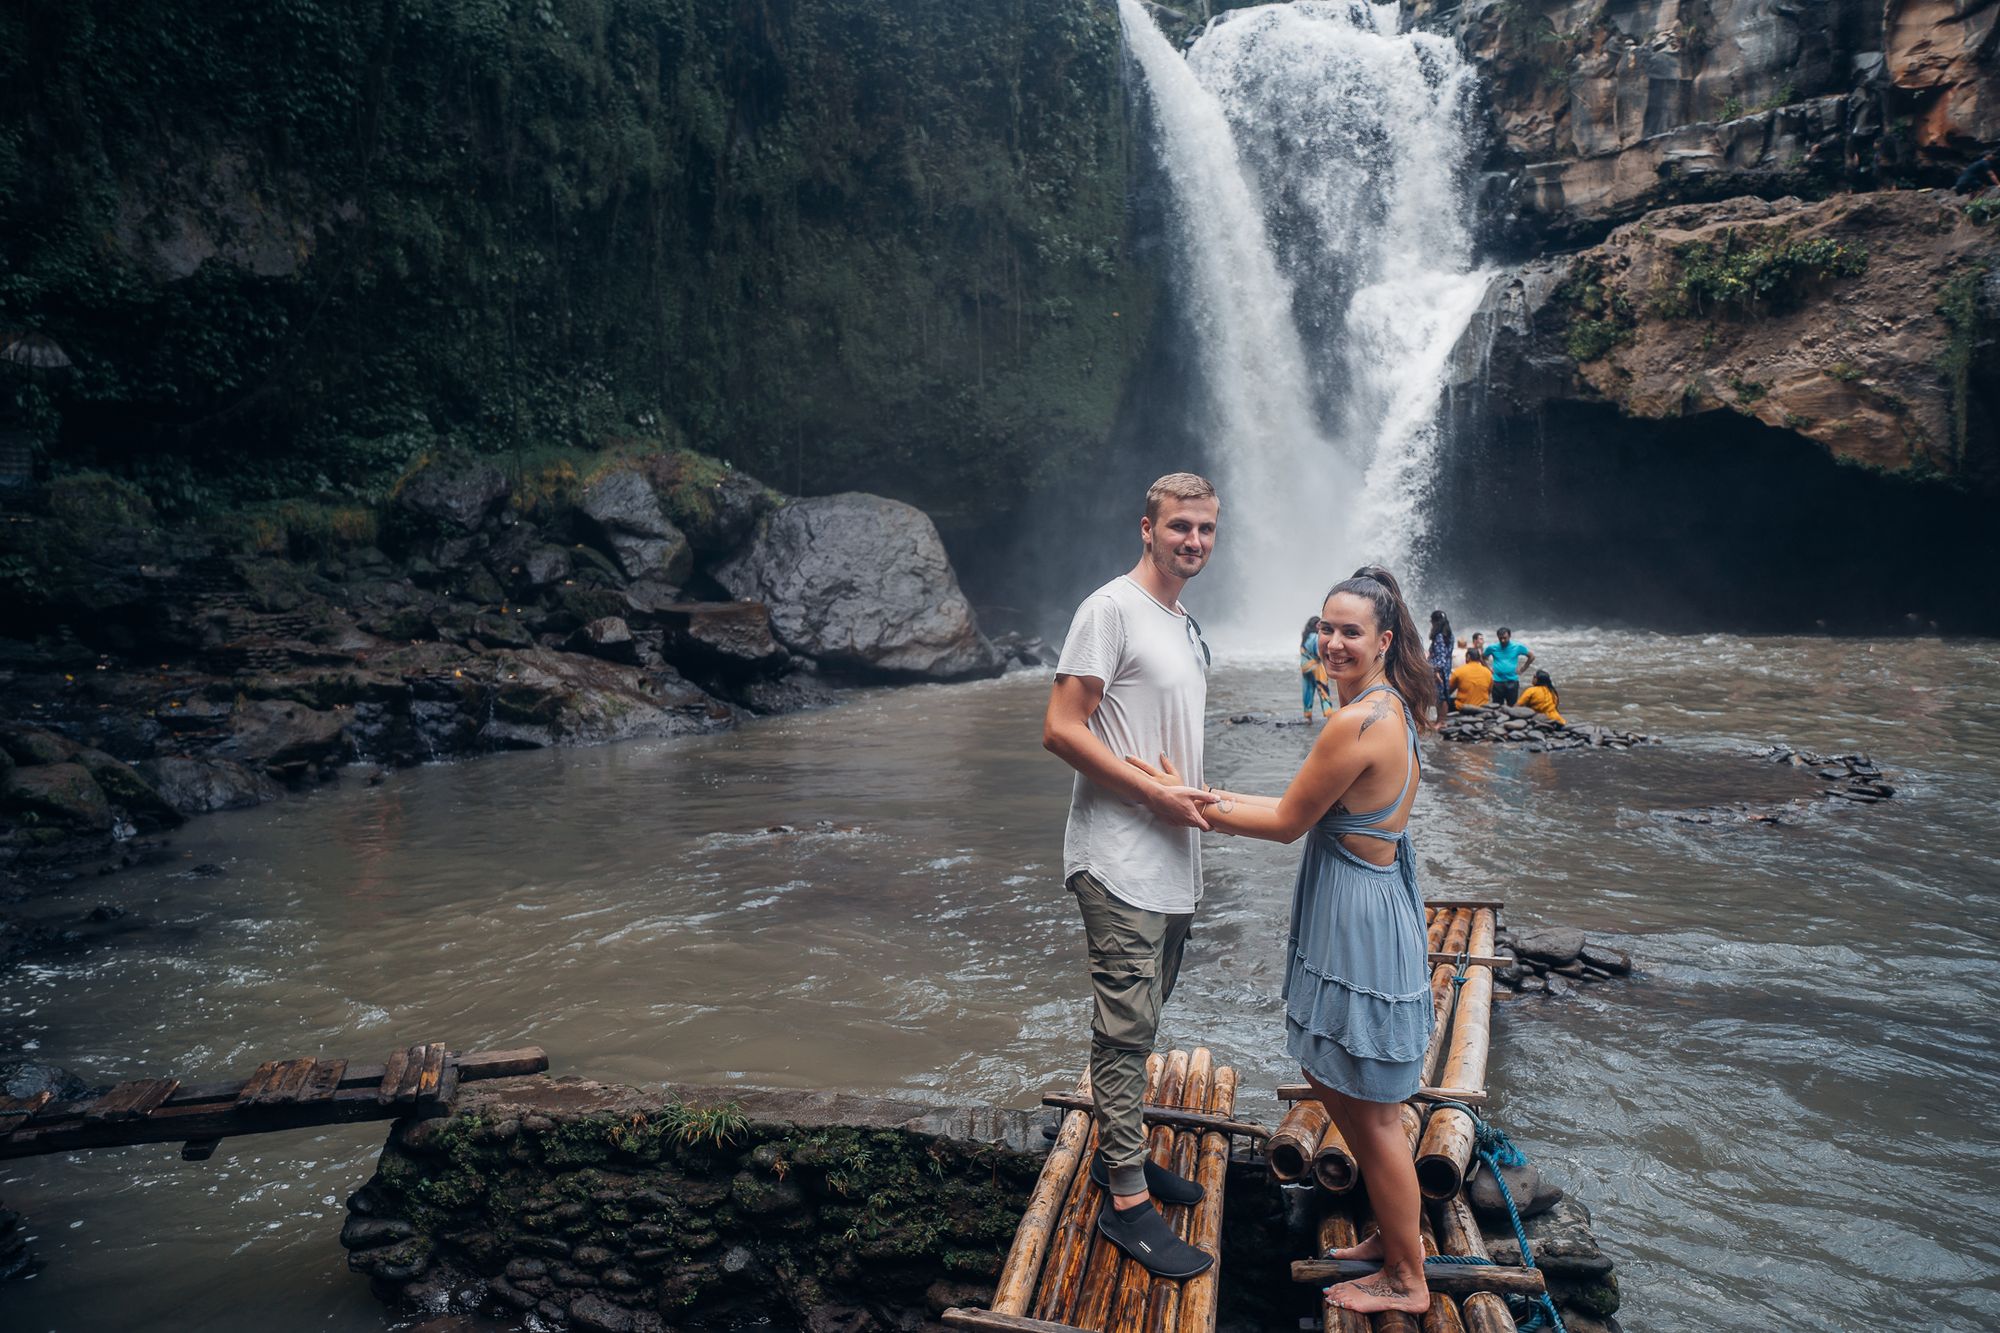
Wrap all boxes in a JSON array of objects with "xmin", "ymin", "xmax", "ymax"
[
  {"xmin": 1094, "ymin": 1198, "xmax": 1214, "ymax": 1280},
  {"xmin": 1090, "ymin": 1150, "xmax": 1206, "ymax": 1206}
]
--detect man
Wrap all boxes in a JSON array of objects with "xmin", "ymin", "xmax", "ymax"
[
  {"xmin": 1447, "ymin": 646, "xmax": 1493, "ymax": 712},
  {"xmin": 1482, "ymin": 627, "xmax": 1534, "ymax": 708},
  {"xmin": 1041, "ymin": 472, "xmax": 1220, "ymax": 1280}
]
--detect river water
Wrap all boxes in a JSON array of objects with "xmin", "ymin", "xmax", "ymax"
[{"xmin": 3, "ymin": 630, "xmax": 1998, "ymax": 1331}]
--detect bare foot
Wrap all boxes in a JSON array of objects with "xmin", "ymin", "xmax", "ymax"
[
  {"xmin": 1321, "ymin": 1233, "xmax": 1383, "ymax": 1263},
  {"xmin": 1323, "ymin": 1273, "xmax": 1430, "ymax": 1315}
]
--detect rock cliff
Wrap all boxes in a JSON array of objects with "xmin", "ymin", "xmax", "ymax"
[
  {"xmin": 1465, "ymin": 190, "xmax": 1998, "ymax": 486},
  {"xmin": 1404, "ymin": 0, "xmax": 2000, "ymax": 240}
]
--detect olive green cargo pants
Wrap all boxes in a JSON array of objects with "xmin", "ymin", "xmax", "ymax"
[{"xmin": 1068, "ymin": 869, "xmax": 1194, "ymax": 1197}]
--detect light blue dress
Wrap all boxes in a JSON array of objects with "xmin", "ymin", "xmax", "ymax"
[{"xmin": 1281, "ymin": 684, "xmax": 1433, "ymax": 1103}]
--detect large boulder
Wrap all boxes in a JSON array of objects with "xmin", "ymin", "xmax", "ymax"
[
  {"xmin": 577, "ymin": 468, "xmax": 694, "ymax": 585},
  {"xmin": 396, "ymin": 457, "xmax": 510, "ymax": 533},
  {"xmin": 713, "ymin": 495, "xmax": 1004, "ymax": 681}
]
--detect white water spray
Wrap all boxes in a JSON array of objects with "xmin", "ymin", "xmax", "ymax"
[{"xmin": 1119, "ymin": 0, "xmax": 1491, "ymax": 648}]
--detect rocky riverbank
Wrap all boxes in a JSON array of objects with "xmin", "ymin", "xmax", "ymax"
[{"xmin": 0, "ymin": 446, "xmax": 1045, "ymax": 945}]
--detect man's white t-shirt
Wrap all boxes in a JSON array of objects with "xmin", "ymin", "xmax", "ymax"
[{"xmin": 1057, "ymin": 574, "xmax": 1208, "ymax": 914}]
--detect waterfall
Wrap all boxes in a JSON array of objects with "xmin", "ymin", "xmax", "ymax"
[{"xmin": 1119, "ymin": 0, "xmax": 1490, "ymax": 649}]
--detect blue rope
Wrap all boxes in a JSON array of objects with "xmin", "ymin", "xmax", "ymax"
[{"xmin": 1421, "ymin": 1101, "xmax": 1567, "ymax": 1333}]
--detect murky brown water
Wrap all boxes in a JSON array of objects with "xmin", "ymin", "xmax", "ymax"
[{"xmin": 4, "ymin": 631, "xmax": 1998, "ymax": 1331}]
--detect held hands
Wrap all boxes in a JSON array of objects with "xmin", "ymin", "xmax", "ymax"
[{"xmin": 1124, "ymin": 753, "xmax": 1218, "ymax": 831}]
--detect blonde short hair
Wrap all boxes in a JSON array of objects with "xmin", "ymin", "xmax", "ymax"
[{"xmin": 1144, "ymin": 472, "xmax": 1218, "ymax": 522}]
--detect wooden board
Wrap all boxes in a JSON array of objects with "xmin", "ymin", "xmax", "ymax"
[
  {"xmin": 1291, "ymin": 1259, "xmax": 1545, "ymax": 1299},
  {"xmin": 299, "ymin": 1059, "xmax": 348, "ymax": 1103},
  {"xmin": 83, "ymin": 1078, "xmax": 180, "ymax": 1123},
  {"xmin": 0, "ymin": 1045, "xmax": 548, "ymax": 1161}
]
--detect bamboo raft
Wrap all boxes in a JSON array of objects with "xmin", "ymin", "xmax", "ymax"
[
  {"xmin": 0, "ymin": 1044, "xmax": 547, "ymax": 1161},
  {"xmin": 942, "ymin": 1047, "xmax": 1260, "ymax": 1333},
  {"xmin": 950, "ymin": 900, "xmax": 1537, "ymax": 1333}
]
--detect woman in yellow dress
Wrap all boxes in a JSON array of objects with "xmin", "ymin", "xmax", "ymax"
[{"xmin": 1518, "ymin": 669, "xmax": 1565, "ymax": 726}]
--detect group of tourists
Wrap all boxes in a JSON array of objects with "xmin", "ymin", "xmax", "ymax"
[
  {"xmin": 1427, "ymin": 614, "xmax": 1565, "ymax": 725},
  {"xmin": 1041, "ymin": 472, "xmax": 1439, "ymax": 1314}
]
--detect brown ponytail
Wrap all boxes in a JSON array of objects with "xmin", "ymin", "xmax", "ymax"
[{"xmin": 1326, "ymin": 565, "xmax": 1441, "ymax": 733}]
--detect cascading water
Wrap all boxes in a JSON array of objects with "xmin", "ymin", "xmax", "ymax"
[{"xmin": 1119, "ymin": 0, "xmax": 1491, "ymax": 647}]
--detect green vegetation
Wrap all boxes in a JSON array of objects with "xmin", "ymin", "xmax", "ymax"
[
  {"xmin": 0, "ymin": 0, "xmax": 1152, "ymax": 526},
  {"xmin": 1730, "ymin": 377, "xmax": 1767, "ymax": 404},
  {"xmin": 1937, "ymin": 263, "xmax": 1991, "ymax": 465},
  {"xmin": 1655, "ymin": 228, "xmax": 1868, "ymax": 317},
  {"xmin": 1555, "ymin": 258, "xmax": 1635, "ymax": 363},
  {"xmin": 1967, "ymin": 196, "xmax": 2000, "ymax": 226}
]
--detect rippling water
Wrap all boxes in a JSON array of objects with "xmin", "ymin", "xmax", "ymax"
[{"xmin": 3, "ymin": 631, "xmax": 1997, "ymax": 1331}]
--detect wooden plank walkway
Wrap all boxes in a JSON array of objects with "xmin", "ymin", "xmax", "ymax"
[
  {"xmin": 0, "ymin": 1044, "xmax": 546, "ymax": 1161},
  {"xmin": 942, "ymin": 1047, "xmax": 1261, "ymax": 1333}
]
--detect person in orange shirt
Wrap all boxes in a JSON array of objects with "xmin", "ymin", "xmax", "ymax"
[
  {"xmin": 1518, "ymin": 670, "xmax": 1566, "ymax": 726},
  {"xmin": 1446, "ymin": 648, "xmax": 1492, "ymax": 711}
]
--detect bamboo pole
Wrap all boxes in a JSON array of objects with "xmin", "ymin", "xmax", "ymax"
[
  {"xmin": 1315, "ymin": 1200, "xmax": 1370, "ymax": 1333},
  {"xmin": 1421, "ymin": 962, "xmax": 1461, "ymax": 1089},
  {"xmin": 1313, "ymin": 1115, "xmax": 1359, "ymax": 1195},
  {"xmin": 1433, "ymin": 1194, "xmax": 1517, "ymax": 1333},
  {"xmin": 1267, "ymin": 1098, "xmax": 1331, "ymax": 1183},
  {"xmin": 1135, "ymin": 1049, "xmax": 1213, "ymax": 1333},
  {"xmin": 1425, "ymin": 906, "xmax": 1455, "ymax": 955},
  {"xmin": 1174, "ymin": 1062, "xmax": 1236, "ymax": 1333},
  {"xmin": 1417, "ymin": 1211, "xmax": 1469, "ymax": 1333},
  {"xmin": 992, "ymin": 1070, "xmax": 1093, "ymax": 1316},
  {"xmin": 1416, "ymin": 911, "xmax": 1496, "ymax": 1200},
  {"xmin": 1032, "ymin": 1054, "xmax": 1162, "ymax": 1323},
  {"xmin": 1072, "ymin": 1051, "xmax": 1187, "ymax": 1330},
  {"xmin": 1440, "ymin": 909, "xmax": 1474, "ymax": 960}
]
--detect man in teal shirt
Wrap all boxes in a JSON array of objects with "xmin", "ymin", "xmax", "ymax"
[{"xmin": 1483, "ymin": 627, "xmax": 1534, "ymax": 707}]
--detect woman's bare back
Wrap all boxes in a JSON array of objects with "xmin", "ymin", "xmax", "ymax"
[{"xmin": 1325, "ymin": 690, "xmax": 1420, "ymax": 865}]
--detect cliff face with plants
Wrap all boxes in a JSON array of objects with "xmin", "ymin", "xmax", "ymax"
[{"xmin": 0, "ymin": 0, "xmax": 1150, "ymax": 524}]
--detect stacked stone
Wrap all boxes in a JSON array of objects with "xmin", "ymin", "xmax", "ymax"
[
  {"xmin": 1439, "ymin": 705, "xmax": 1653, "ymax": 752},
  {"xmin": 340, "ymin": 1080, "xmax": 1049, "ymax": 1333},
  {"xmin": 1758, "ymin": 745, "xmax": 1897, "ymax": 803},
  {"xmin": 1487, "ymin": 925, "xmax": 1633, "ymax": 1000}
]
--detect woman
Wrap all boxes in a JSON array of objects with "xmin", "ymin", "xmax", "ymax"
[
  {"xmin": 1131, "ymin": 566, "xmax": 1438, "ymax": 1315},
  {"xmin": 1519, "ymin": 669, "xmax": 1565, "ymax": 726},
  {"xmin": 1299, "ymin": 616, "xmax": 1332, "ymax": 721},
  {"xmin": 1427, "ymin": 610, "xmax": 1453, "ymax": 712}
]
